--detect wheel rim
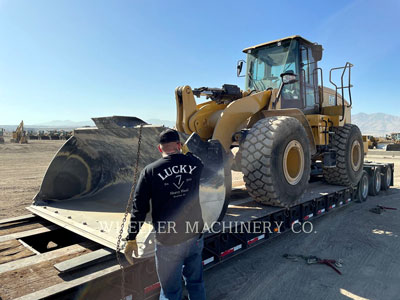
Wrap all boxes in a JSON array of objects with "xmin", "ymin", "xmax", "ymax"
[
  {"xmin": 283, "ymin": 140, "xmax": 304, "ymax": 185},
  {"xmin": 351, "ymin": 140, "xmax": 362, "ymax": 172},
  {"xmin": 361, "ymin": 174, "xmax": 368, "ymax": 199},
  {"xmin": 375, "ymin": 170, "xmax": 381, "ymax": 193},
  {"xmin": 386, "ymin": 167, "xmax": 392, "ymax": 187}
]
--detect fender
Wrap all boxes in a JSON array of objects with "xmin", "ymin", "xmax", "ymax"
[
  {"xmin": 248, "ymin": 108, "xmax": 317, "ymax": 155},
  {"xmin": 212, "ymin": 90, "xmax": 272, "ymax": 152}
]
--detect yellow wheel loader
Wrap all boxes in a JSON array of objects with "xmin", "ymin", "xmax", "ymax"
[
  {"xmin": 176, "ymin": 35, "xmax": 363, "ymax": 207},
  {"xmin": 30, "ymin": 35, "xmax": 363, "ymax": 255},
  {"xmin": 363, "ymin": 135, "xmax": 378, "ymax": 149}
]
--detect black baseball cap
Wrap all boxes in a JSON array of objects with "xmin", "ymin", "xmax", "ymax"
[{"xmin": 159, "ymin": 129, "xmax": 180, "ymax": 144}]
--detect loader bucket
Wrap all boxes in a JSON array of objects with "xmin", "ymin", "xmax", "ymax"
[{"xmin": 28, "ymin": 116, "xmax": 226, "ymax": 258}]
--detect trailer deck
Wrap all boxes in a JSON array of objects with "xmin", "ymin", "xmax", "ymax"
[
  {"xmin": 0, "ymin": 163, "xmax": 395, "ymax": 300},
  {"xmin": 202, "ymin": 182, "xmax": 355, "ymax": 270}
]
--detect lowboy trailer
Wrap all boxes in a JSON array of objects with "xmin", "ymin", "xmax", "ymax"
[{"xmin": 0, "ymin": 162, "xmax": 394, "ymax": 300}]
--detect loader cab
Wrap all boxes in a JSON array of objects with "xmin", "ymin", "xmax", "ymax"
[{"xmin": 243, "ymin": 36, "xmax": 322, "ymax": 114}]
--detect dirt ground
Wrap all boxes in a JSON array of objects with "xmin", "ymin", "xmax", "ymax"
[
  {"xmin": 0, "ymin": 138, "xmax": 65, "ymax": 219},
  {"xmin": 1, "ymin": 140, "xmax": 400, "ymax": 299}
]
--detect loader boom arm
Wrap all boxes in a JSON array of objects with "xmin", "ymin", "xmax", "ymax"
[{"xmin": 176, "ymin": 85, "xmax": 272, "ymax": 151}]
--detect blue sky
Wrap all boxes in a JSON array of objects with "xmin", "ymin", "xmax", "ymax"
[{"xmin": 0, "ymin": 0, "xmax": 399, "ymax": 124}]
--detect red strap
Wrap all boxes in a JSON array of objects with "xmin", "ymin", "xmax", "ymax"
[{"xmin": 318, "ymin": 260, "xmax": 342, "ymax": 275}]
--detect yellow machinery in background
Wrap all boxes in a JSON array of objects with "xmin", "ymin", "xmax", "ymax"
[
  {"xmin": 387, "ymin": 132, "xmax": 400, "ymax": 151},
  {"xmin": 363, "ymin": 135, "xmax": 378, "ymax": 149},
  {"xmin": 11, "ymin": 120, "xmax": 28, "ymax": 144}
]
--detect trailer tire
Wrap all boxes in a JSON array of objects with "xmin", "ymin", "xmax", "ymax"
[
  {"xmin": 368, "ymin": 168, "xmax": 381, "ymax": 196},
  {"xmin": 381, "ymin": 165, "xmax": 392, "ymax": 191},
  {"xmin": 356, "ymin": 170, "xmax": 369, "ymax": 202},
  {"xmin": 241, "ymin": 116, "xmax": 311, "ymax": 207},
  {"xmin": 323, "ymin": 124, "xmax": 364, "ymax": 186}
]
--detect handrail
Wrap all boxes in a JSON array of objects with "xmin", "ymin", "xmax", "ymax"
[
  {"xmin": 313, "ymin": 67, "xmax": 323, "ymax": 113},
  {"xmin": 329, "ymin": 62, "xmax": 353, "ymax": 121},
  {"xmin": 301, "ymin": 68, "xmax": 307, "ymax": 107}
]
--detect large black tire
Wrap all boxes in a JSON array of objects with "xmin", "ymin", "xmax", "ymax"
[
  {"xmin": 323, "ymin": 124, "xmax": 364, "ymax": 186},
  {"xmin": 368, "ymin": 167, "xmax": 381, "ymax": 196},
  {"xmin": 241, "ymin": 116, "xmax": 311, "ymax": 207},
  {"xmin": 356, "ymin": 170, "xmax": 369, "ymax": 202},
  {"xmin": 381, "ymin": 165, "xmax": 392, "ymax": 191}
]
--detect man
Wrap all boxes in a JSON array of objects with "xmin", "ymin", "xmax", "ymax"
[{"xmin": 124, "ymin": 128, "xmax": 205, "ymax": 300}]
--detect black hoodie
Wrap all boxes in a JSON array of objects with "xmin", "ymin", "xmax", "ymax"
[{"xmin": 127, "ymin": 152, "xmax": 204, "ymax": 245}]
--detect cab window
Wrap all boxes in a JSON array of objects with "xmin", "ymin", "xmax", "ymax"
[{"xmin": 300, "ymin": 44, "xmax": 319, "ymax": 109}]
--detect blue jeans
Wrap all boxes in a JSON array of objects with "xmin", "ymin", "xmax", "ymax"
[{"xmin": 155, "ymin": 235, "xmax": 205, "ymax": 300}]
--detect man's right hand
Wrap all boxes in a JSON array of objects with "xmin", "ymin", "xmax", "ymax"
[{"xmin": 124, "ymin": 240, "xmax": 139, "ymax": 265}]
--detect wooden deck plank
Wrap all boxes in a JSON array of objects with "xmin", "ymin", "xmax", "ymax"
[
  {"xmin": 0, "ymin": 225, "xmax": 58, "ymax": 243},
  {"xmin": 0, "ymin": 247, "xmax": 92, "ymax": 300},
  {"xmin": 0, "ymin": 217, "xmax": 52, "ymax": 236},
  {"xmin": 0, "ymin": 222, "xmax": 46, "ymax": 236},
  {"xmin": 15, "ymin": 264, "xmax": 121, "ymax": 300},
  {"xmin": 0, "ymin": 214, "xmax": 36, "ymax": 225},
  {"xmin": 0, "ymin": 239, "xmax": 35, "ymax": 264},
  {"xmin": 54, "ymin": 248, "xmax": 114, "ymax": 273},
  {"xmin": 0, "ymin": 241, "xmax": 95, "ymax": 274}
]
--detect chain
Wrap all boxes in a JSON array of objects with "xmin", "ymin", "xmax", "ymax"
[{"xmin": 116, "ymin": 124, "xmax": 144, "ymax": 300}]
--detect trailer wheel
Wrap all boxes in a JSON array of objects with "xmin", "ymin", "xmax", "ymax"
[
  {"xmin": 368, "ymin": 168, "xmax": 381, "ymax": 196},
  {"xmin": 323, "ymin": 124, "xmax": 364, "ymax": 186},
  {"xmin": 381, "ymin": 165, "xmax": 392, "ymax": 191},
  {"xmin": 357, "ymin": 170, "xmax": 369, "ymax": 202},
  {"xmin": 241, "ymin": 116, "xmax": 311, "ymax": 207}
]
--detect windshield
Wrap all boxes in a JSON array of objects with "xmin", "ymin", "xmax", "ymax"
[{"xmin": 245, "ymin": 39, "xmax": 298, "ymax": 91}]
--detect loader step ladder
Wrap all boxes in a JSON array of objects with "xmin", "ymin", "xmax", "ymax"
[{"xmin": 329, "ymin": 62, "xmax": 354, "ymax": 121}]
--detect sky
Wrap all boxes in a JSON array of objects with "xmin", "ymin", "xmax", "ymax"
[{"xmin": 0, "ymin": 0, "xmax": 399, "ymax": 124}]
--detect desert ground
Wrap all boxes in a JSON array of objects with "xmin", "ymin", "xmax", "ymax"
[
  {"xmin": 1, "ymin": 138, "xmax": 400, "ymax": 299},
  {"xmin": 0, "ymin": 138, "xmax": 66, "ymax": 219}
]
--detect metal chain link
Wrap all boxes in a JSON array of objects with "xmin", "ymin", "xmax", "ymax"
[{"xmin": 116, "ymin": 124, "xmax": 144, "ymax": 300}]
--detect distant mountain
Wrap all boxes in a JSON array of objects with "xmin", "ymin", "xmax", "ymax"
[
  {"xmin": 145, "ymin": 114, "xmax": 400, "ymax": 136},
  {"xmin": 0, "ymin": 120, "xmax": 94, "ymax": 132},
  {"xmin": 0, "ymin": 125, "xmax": 20, "ymax": 132},
  {"xmin": 3, "ymin": 114, "xmax": 396, "ymax": 136},
  {"xmin": 352, "ymin": 113, "xmax": 400, "ymax": 136},
  {"xmin": 30, "ymin": 118, "xmax": 176, "ymax": 128},
  {"xmin": 0, "ymin": 118, "xmax": 175, "ymax": 132}
]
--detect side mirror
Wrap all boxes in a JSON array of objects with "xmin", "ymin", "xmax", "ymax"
[
  {"xmin": 237, "ymin": 60, "xmax": 245, "ymax": 77},
  {"xmin": 280, "ymin": 72, "xmax": 298, "ymax": 85},
  {"xmin": 311, "ymin": 44, "xmax": 323, "ymax": 62},
  {"xmin": 273, "ymin": 72, "xmax": 299, "ymax": 108}
]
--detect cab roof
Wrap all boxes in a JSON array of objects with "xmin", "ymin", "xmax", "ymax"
[{"xmin": 242, "ymin": 35, "xmax": 315, "ymax": 53}]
